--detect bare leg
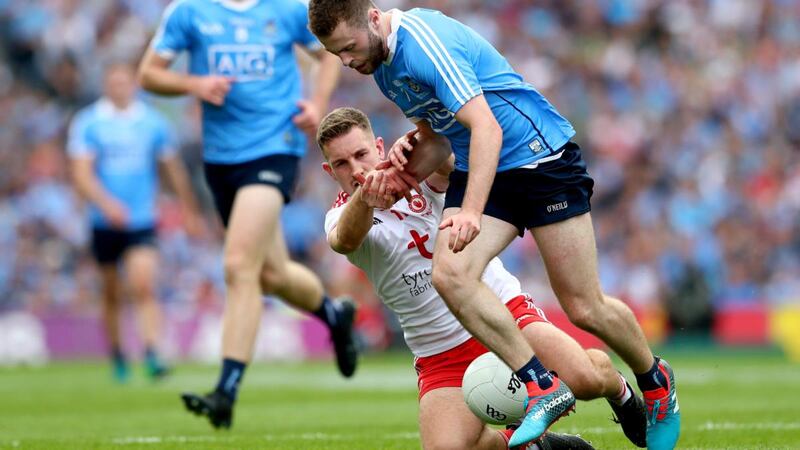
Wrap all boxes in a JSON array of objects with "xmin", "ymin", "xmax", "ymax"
[
  {"xmin": 258, "ymin": 218, "xmax": 324, "ymax": 311},
  {"xmin": 419, "ymin": 387, "xmax": 507, "ymax": 450},
  {"xmin": 123, "ymin": 246, "xmax": 161, "ymax": 349},
  {"xmin": 521, "ymin": 321, "xmax": 619, "ymax": 400},
  {"xmin": 221, "ymin": 185, "xmax": 284, "ymax": 362},
  {"xmin": 99, "ymin": 265, "xmax": 123, "ymax": 351},
  {"xmin": 531, "ymin": 213, "xmax": 654, "ymax": 374},
  {"xmin": 432, "ymin": 210, "xmax": 533, "ymax": 370}
]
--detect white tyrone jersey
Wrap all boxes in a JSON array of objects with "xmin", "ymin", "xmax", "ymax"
[{"xmin": 325, "ymin": 182, "xmax": 522, "ymax": 357}]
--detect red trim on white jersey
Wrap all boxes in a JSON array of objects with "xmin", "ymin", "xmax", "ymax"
[
  {"xmin": 331, "ymin": 191, "xmax": 350, "ymax": 209},
  {"xmin": 424, "ymin": 180, "xmax": 447, "ymax": 194},
  {"xmin": 325, "ymin": 183, "xmax": 523, "ymax": 357}
]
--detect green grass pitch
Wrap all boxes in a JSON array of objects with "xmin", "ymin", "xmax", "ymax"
[{"xmin": 1, "ymin": 349, "xmax": 798, "ymax": 449}]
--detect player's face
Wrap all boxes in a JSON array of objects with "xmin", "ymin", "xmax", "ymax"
[
  {"xmin": 104, "ymin": 66, "xmax": 137, "ymax": 107},
  {"xmin": 321, "ymin": 20, "xmax": 386, "ymax": 75},
  {"xmin": 322, "ymin": 127, "xmax": 385, "ymax": 195}
]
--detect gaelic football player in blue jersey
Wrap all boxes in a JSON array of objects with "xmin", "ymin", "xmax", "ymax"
[
  {"xmin": 309, "ymin": 2, "xmax": 678, "ymax": 448},
  {"xmin": 68, "ymin": 62, "xmax": 203, "ymax": 383},
  {"xmin": 138, "ymin": 0, "xmax": 357, "ymax": 429}
]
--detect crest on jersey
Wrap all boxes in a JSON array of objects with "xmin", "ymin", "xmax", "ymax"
[
  {"xmin": 528, "ymin": 138, "xmax": 543, "ymax": 153},
  {"xmin": 409, "ymin": 194, "xmax": 427, "ymax": 213},
  {"xmin": 264, "ymin": 20, "xmax": 277, "ymax": 36},
  {"xmin": 406, "ymin": 79, "xmax": 421, "ymax": 93}
]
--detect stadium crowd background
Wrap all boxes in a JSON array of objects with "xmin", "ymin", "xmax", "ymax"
[{"xmin": 1, "ymin": 0, "xmax": 799, "ymax": 356}]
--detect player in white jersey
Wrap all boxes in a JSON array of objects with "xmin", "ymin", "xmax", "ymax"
[
  {"xmin": 318, "ymin": 107, "xmax": 646, "ymax": 450},
  {"xmin": 309, "ymin": 2, "xmax": 677, "ymax": 448}
]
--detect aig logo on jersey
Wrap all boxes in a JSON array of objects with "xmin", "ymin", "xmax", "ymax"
[{"xmin": 209, "ymin": 44, "xmax": 275, "ymax": 81}]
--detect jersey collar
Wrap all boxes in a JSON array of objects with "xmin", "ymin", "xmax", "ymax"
[
  {"xmin": 97, "ymin": 98, "xmax": 145, "ymax": 120},
  {"xmin": 213, "ymin": 0, "xmax": 259, "ymax": 12},
  {"xmin": 385, "ymin": 9, "xmax": 404, "ymax": 66}
]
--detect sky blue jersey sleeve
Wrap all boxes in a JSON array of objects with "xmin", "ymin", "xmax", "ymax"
[
  {"xmin": 66, "ymin": 110, "xmax": 96, "ymax": 158},
  {"xmin": 291, "ymin": 0, "xmax": 322, "ymax": 51},
  {"xmin": 401, "ymin": 12, "xmax": 482, "ymax": 114},
  {"xmin": 151, "ymin": 0, "xmax": 192, "ymax": 59}
]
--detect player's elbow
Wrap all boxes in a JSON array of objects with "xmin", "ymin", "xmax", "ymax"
[
  {"xmin": 487, "ymin": 118, "xmax": 503, "ymax": 143},
  {"xmin": 329, "ymin": 236, "xmax": 361, "ymax": 255},
  {"xmin": 137, "ymin": 66, "xmax": 154, "ymax": 91}
]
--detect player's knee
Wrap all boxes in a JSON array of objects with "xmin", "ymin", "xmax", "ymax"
[
  {"xmin": 129, "ymin": 281, "xmax": 155, "ymax": 302},
  {"xmin": 126, "ymin": 272, "xmax": 155, "ymax": 300},
  {"xmin": 222, "ymin": 252, "xmax": 261, "ymax": 286},
  {"xmin": 562, "ymin": 367, "xmax": 605, "ymax": 400},
  {"xmin": 430, "ymin": 262, "xmax": 464, "ymax": 298},
  {"xmin": 561, "ymin": 299, "xmax": 602, "ymax": 333}
]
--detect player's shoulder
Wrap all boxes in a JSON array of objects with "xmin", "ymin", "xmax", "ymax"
[
  {"xmin": 137, "ymin": 100, "xmax": 164, "ymax": 119},
  {"xmin": 139, "ymin": 102, "xmax": 172, "ymax": 128},
  {"xmin": 397, "ymin": 8, "xmax": 465, "ymax": 50},
  {"xmin": 329, "ymin": 191, "xmax": 350, "ymax": 210},
  {"xmin": 403, "ymin": 7, "xmax": 457, "ymax": 28}
]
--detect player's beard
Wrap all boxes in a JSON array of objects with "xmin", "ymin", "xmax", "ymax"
[{"xmin": 360, "ymin": 28, "xmax": 387, "ymax": 74}]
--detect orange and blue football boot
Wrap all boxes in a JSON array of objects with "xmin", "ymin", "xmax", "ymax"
[
  {"xmin": 508, "ymin": 375, "xmax": 576, "ymax": 448},
  {"xmin": 642, "ymin": 358, "xmax": 680, "ymax": 449}
]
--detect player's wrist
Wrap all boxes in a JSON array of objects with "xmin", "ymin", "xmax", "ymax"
[
  {"xmin": 459, "ymin": 201, "xmax": 484, "ymax": 216},
  {"xmin": 186, "ymin": 76, "xmax": 203, "ymax": 97},
  {"xmin": 351, "ymin": 188, "xmax": 371, "ymax": 208}
]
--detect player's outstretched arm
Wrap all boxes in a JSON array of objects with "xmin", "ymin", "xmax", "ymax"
[
  {"xmin": 328, "ymin": 174, "xmax": 392, "ymax": 254},
  {"xmin": 138, "ymin": 48, "xmax": 231, "ymax": 106}
]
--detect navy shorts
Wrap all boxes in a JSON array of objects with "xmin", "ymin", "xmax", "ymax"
[
  {"xmin": 203, "ymin": 154, "xmax": 300, "ymax": 227},
  {"xmin": 91, "ymin": 227, "xmax": 157, "ymax": 265},
  {"xmin": 444, "ymin": 142, "xmax": 594, "ymax": 235}
]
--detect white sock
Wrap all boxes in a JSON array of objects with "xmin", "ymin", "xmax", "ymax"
[{"xmin": 610, "ymin": 374, "xmax": 633, "ymax": 405}]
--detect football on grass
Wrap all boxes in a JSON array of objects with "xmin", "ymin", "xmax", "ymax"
[{"xmin": 462, "ymin": 352, "xmax": 527, "ymax": 425}]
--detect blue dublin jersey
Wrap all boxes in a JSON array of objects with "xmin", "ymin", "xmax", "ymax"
[
  {"xmin": 67, "ymin": 99, "xmax": 176, "ymax": 230},
  {"xmin": 151, "ymin": 0, "xmax": 322, "ymax": 164},
  {"xmin": 374, "ymin": 9, "xmax": 576, "ymax": 172}
]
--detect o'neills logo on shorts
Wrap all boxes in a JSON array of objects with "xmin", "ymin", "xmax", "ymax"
[{"xmin": 546, "ymin": 201, "xmax": 568, "ymax": 213}]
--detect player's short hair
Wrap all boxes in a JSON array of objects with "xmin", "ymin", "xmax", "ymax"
[
  {"xmin": 317, "ymin": 107, "xmax": 373, "ymax": 155},
  {"xmin": 308, "ymin": 0, "xmax": 374, "ymax": 38}
]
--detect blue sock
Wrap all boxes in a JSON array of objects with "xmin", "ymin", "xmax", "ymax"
[
  {"xmin": 111, "ymin": 346, "xmax": 125, "ymax": 363},
  {"xmin": 515, "ymin": 356, "xmax": 553, "ymax": 390},
  {"xmin": 215, "ymin": 358, "xmax": 246, "ymax": 401},
  {"xmin": 312, "ymin": 295, "xmax": 341, "ymax": 330},
  {"xmin": 635, "ymin": 356, "xmax": 667, "ymax": 391}
]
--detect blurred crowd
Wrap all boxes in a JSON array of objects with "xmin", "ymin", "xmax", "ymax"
[{"xmin": 1, "ymin": 0, "xmax": 799, "ymax": 344}]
